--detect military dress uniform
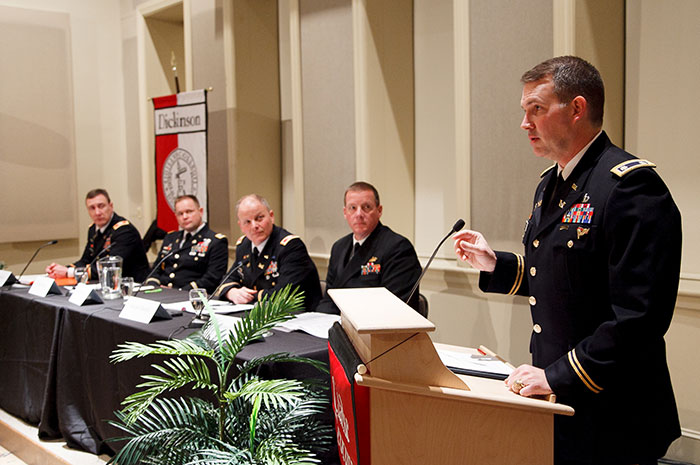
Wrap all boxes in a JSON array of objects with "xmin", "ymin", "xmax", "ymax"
[
  {"xmin": 316, "ymin": 222, "xmax": 422, "ymax": 314},
  {"xmin": 71, "ymin": 212, "xmax": 149, "ymax": 281},
  {"xmin": 217, "ymin": 225, "xmax": 321, "ymax": 312},
  {"xmin": 145, "ymin": 224, "xmax": 228, "ymax": 294},
  {"xmin": 479, "ymin": 132, "xmax": 681, "ymax": 464}
]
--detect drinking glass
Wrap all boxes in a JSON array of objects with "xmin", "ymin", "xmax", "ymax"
[
  {"xmin": 74, "ymin": 266, "xmax": 88, "ymax": 284},
  {"xmin": 189, "ymin": 289, "xmax": 208, "ymax": 321},
  {"xmin": 120, "ymin": 277, "xmax": 134, "ymax": 301}
]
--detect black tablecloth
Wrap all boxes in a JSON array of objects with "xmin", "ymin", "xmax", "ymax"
[{"xmin": 0, "ymin": 286, "xmax": 332, "ymax": 458}]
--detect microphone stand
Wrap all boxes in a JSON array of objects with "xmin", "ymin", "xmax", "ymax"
[
  {"xmin": 133, "ymin": 244, "xmax": 192, "ymax": 298},
  {"xmin": 406, "ymin": 219, "xmax": 465, "ymax": 304},
  {"xmin": 211, "ymin": 259, "xmax": 249, "ymax": 298},
  {"xmin": 18, "ymin": 240, "xmax": 58, "ymax": 281}
]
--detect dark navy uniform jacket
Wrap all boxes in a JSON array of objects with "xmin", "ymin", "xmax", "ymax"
[
  {"xmin": 479, "ymin": 132, "xmax": 681, "ymax": 464},
  {"xmin": 217, "ymin": 225, "xmax": 321, "ymax": 312},
  {"xmin": 316, "ymin": 222, "xmax": 422, "ymax": 314},
  {"xmin": 145, "ymin": 224, "xmax": 228, "ymax": 294},
  {"xmin": 72, "ymin": 212, "xmax": 149, "ymax": 281}
]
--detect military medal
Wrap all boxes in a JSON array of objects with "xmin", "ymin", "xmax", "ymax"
[{"xmin": 562, "ymin": 203, "xmax": 594, "ymax": 224}]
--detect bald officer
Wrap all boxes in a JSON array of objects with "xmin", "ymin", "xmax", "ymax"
[{"xmin": 216, "ymin": 194, "xmax": 321, "ymax": 312}]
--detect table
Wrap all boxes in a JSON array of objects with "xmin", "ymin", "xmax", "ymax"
[{"xmin": 0, "ymin": 286, "xmax": 332, "ymax": 458}]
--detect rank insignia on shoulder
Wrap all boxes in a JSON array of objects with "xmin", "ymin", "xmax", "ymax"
[
  {"xmin": 562, "ymin": 203, "xmax": 594, "ymax": 224},
  {"xmin": 611, "ymin": 159, "xmax": 656, "ymax": 177},
  {"xmin": 235, "ymin": 235, "xmax": 245, "ymax": 246},
  {"xmin": 215, "ymin": 233, "xmax": 226, "ymax": 239},
  {"xmin": 280, "ymin": 235, "xmax": 299, "ymax": 246},
  {"xmin": 113, "ymin": 220, "xmax": 129, "ymax": 230}
]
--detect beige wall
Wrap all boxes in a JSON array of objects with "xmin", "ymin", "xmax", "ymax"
[
  {"xmin": 625, "ymin": 1, "xmax": 700, "ymax": 461},
  {"xmin": 0, "ymin": 0, "xmax": 132, "ymax": 274}
]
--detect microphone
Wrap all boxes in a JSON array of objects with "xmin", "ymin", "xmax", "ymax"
[
  {"xmin": 133, "ymin": 244, "xmax": 193, "ymax": 297},
  {"xmin": 18, "ymin": 240, "xmax": 58, "ymax": 281},
  {"xmin": 86, "ymin": 243, "xmax": 113, "ymax": 272},
  {"xmin": 406, "ymin": 219, "xmax": 465, "ymax": 305},
  {"xmin": 212, "ymin": 258, "xmax": 249, "ymax": 298}
]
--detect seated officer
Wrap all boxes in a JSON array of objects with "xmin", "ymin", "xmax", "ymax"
[
  {"xmin": 144, "ymin": 195, "xmax": 228, "ymax": 294},
  {"xmin": 216, "ymin": 194, "xmax": 321, "ymax": 312},
  {"xmin": 46, "ymin": 188, "xmax": 149, "ymax": 281},
  {"xmin": 315, "ymin": 181, "xmax": 422, "ymax": 314}
]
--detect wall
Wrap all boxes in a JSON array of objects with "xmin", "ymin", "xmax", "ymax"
[
  {"xmin": 626, "ymin": 1, "xmax": 700, "ymax": 461},
  {"xmin": 0, "ymin": 0, "xmax": 130, "ymax": 274}
]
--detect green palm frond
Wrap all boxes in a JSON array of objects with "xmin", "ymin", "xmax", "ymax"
[
  {"xmin": 110, "ymin": 338, "xmax": 213, "ymax": 363},
  {"xmin": 223, "ymin": 378, "xmax": 304, "ymax": 408},
  {"xmin": 109, "ymin": 397, "xmax": 218, "ymax": 464},
  {"xmin": 109, "ymin": 285, "xmax": 332, "ymax": 465},
  {"xmin": 219, "ymin": 286, "xmax": 304, "ymax": 361},
  {"xmin": 120, "ymin": 355, "xmax": 215, "ymax": 422}
]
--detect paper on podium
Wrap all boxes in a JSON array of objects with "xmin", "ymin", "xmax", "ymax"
[{"xmin": 275, "ymin": 312, "xmax": 341, "ymax": 339}]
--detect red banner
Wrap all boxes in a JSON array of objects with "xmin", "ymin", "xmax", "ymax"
[
  {"xmin": 329, "ymin": 325, "xmax": 371, "ymax": 465},
  {"xmin": 152, "ymin": 90, "xmax": 208, "ymax": 231}
]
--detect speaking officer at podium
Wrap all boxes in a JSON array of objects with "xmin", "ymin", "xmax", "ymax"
[
  {"xmin": 144, "ymin": 195, "xmax": 228, "ymax": 294},
  {"xmin": 454, "ymin": 56, "xmax": 681, "ymax": 465},
  {"xmin": 217, "ymin": 194, "xmax": 321, "ymax": 312},
  {"xmin": 315, "ymin": 182, "xmax": 422, "ymax": 314},
  {"xmin": 46, "ymin": 188, "xmax": 149, "ymax": 281}
]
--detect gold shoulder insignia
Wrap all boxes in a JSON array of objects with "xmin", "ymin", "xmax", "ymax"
[
  {"xmin": 235, "ymin": 235, "xmax": 245, "ymax": 246},
  {"xmin": 113, "ymin": 220, "xmax": 130, "ymax": 230},
  {"xmin": 280, "ymin": 234, "xmax": 299, "ymax": 246},
  {"xmin": 215, "ymin": 233, "xmax": 227, "ymax": 240},
  {"xmin": 610, "ymin": 159, "xmax": 656, "ymax": 177},
  {"xmin": 540, "ymin": 164, "xmax": 557, "ymax": 177}
]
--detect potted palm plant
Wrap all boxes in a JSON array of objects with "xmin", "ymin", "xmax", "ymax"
[{"xmin": 107, "ymin": 285, "xmax": 332, "ymax": 464}]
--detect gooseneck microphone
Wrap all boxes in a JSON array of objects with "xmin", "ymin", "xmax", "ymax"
[
  {"xmin": 406, "ymin": 219, "xmax": 465, "ymax": 305},
  {"xmin": 86, "ymin": 243, "xmax": 113, "ymax": 275},
  {"xmin": 212, "ymin": 258, "xmax": 249, "ymax": 298},
  {"xmin": 133, "ymin": 244, "xmax": 193, "ymax": 297},
  {"xmin": 18, "ymin": 240, "xmax": 58, "ymax": 281}
]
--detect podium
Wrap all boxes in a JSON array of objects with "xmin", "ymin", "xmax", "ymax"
[{"xmin": 328, "ymin": 287, "xmax": 574, "ymax": 465}]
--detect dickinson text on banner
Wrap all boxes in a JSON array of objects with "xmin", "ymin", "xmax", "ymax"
[{"xmin": 153, "ymin": 90, "xmax": 208, "ymax": 232}]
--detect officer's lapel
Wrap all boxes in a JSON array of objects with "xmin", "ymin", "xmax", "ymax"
[
  {"xmin": 336, "ymin": 233, "xmax": 377, "ymax": 288},
  {"xmin": 534, "ymin": 151, "xmax": 599, "ymax": 237}
]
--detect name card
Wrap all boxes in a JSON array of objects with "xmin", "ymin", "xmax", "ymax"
[
  {"xmin": 0, "ymin": 270, "xmax": 18, "ymax": 286},
  {"xmin": 119, "ymin": 296, "xmax": 172, "ymax": 324},
  {"xmin": 69, "ymin": 283, "xmax": 104, "ymax": 306},
  {"xmin": 28, "ymin": 276, "xmax": 63, "ymax": 297}
]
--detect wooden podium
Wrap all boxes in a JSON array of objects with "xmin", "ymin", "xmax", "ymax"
[{"xmin": 328, "ymin": 287, "xmax": 574, "ymax": 465}]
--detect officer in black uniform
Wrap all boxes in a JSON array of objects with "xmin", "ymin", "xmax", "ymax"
[
  {"xmin": 315, "ymin": 182, "xmax": 422, "ymax": 314},
  {"xmin": 145, "ymin": 195, "xmax": 228, "ymax": 294},
  {"xmin": 216, "ymin": 194, "xmax": 320, "ymax": 312},
  {"xmin": 453, "ymin": 57, "xmax": 681, "ymax": 465},
  {"xmin": 46, "ymin": 189, "xmax": 149, "ymax": 281}
]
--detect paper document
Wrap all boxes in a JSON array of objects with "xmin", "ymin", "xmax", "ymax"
[
  {"xmin": 275, "ymin": 312, "xmax": 341, "ymax": 339},
  {"xmin": 162, "ymin": 300, "xmax": 254, "ymax": 314},
  {"xmin": 437, "ymin": 348, "xmax": 513, "ymax": 380}
]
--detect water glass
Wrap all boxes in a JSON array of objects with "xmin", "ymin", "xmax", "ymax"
[
  {"xmin": 121, "ymin": 277, "xmax": 134, "ymax": 301},
  {"xmin": 189, "ymin": 289, "xmax": 208, "ymax": 321},
  {"xmin": 74, "ymin": 266, "xmax": 88, "ymax": 284}
]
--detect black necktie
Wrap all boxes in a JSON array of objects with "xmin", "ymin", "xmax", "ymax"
[
  {"xmin": 349, "ymin": 242, "xmax": 361, "ymax": 262},
  {"xmin": 183, "ymin": 232, "xmax": 192, "ymax": 247},
  {"xmin": 545, "ymin": 174, "xmax": 566, "ymax": 216},
  {"xmin": 252, "ymin": 248, "xmax": 259, "ymax": 267}
]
